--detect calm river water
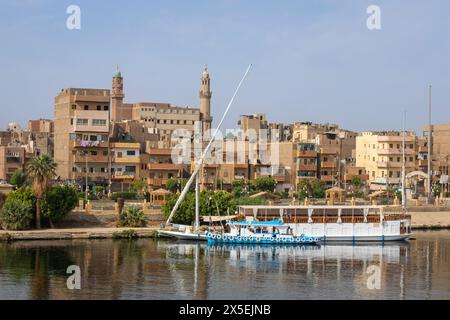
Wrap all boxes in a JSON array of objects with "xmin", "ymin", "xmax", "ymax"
[{"xmin": 0, "ymin": 231, "xmax": 449, "ymax": 300}]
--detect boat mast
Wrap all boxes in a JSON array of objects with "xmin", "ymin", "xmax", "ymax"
[
  {"xmin": 401, "ymin": 110, "xmax": 406, "ymax": 209},
  {"xmin": 165, "ymin": 64, "xmax": 253, "ymax": 226},
  {"xmin": 195, "ymin": 171, "xmax": 200, "ymax": 232}
]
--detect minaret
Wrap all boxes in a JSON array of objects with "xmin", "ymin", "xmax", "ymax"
[
  {"xmin": 111, "ymin": 66, "xmax": 124, "ymax": 121},
  {"xmin": 199, "ymin": 66, "xmax": 212, "ymax": 135}
]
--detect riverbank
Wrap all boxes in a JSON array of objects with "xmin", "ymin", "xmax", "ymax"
[
  {"xmin": 0, "ymin": 227, "xmax": 159, "ymax": 241},
  {"xmin": 410, "ymin": 211, "xmax": 450, "ymax": 230}
]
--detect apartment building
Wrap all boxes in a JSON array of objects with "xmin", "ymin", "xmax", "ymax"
[
  {"xmin": 28, "ymin": 119, "xmax": 53, "ymax": 134},
  {"xmin": 422, "ymin": 124, "xmax": 450, "ymax": 178},
  {"xmin": 293, "ymin": 122, "xmax": 358, "ymax": 189},
  {"xmin": 0, "ymin": 146, "xmax": 27, "ymax": 181},
  {"xmin": 356, "ymin": 131, "xmax": 417, "ymax": 190},
  {"xmin": 146, "ymin": 147, "xmax": 186, "ymax": 189},
  {"xmin": 54, "ymin": 88, "xmax": 111, "ymax": 190},
  {"xmin": 110, "ymin": 142, "xmax": 141, "ymax": 191}
]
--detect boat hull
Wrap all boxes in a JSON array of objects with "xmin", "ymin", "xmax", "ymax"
[
  {"xmin": 206, "ymin": 232, "xmax": 320, "ymax": 245},
  {"xmin": 158, "ymin": 230, "xmax": 206, "ymax": 241},
  {"xmin": 320, "ymin": 234, "xmax": 413, "ymax": 242}
]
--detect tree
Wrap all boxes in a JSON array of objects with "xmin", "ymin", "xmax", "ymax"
[
  {"xmin": 297, "ymin": 179, "xmax": 312, "ymax": 199},
  {"xmin": 5, "ymin": 188, "xmax": 37, "ymax": 215},
  {"xmin": 311, "ymin": 179, "xmax": 325, "ymax": 199},
  {"xmin": 26, "ymin": 154, "xmax": 57, "ymax": 229},
  {"xmin": 42, "ymin": 185, "xmax": 78, "ymax": 227},
  {"xmin": 296, "ymin": 179, "xmax": 325, "ymax": 199},
  {"xmin": 165, "ymin": 178, "xmax": 179, "ymax": 193},
  {"xmin": 9, "ymin": 169, "xmax": 28, "ymax": 189},
  {"xmin": 351, "ymin": 176, "xmax": 363, "ymax": 191},
  {"xmin": 0, "ymin": 198, "xmax": 33, "ymax": 230},
  {"xmin": 253, "ymin": 177, "xmax": 277, "ymax": 192},
  {"xmin": 129, "ymin": 179, "xmax": 147, "ymax": 197}
]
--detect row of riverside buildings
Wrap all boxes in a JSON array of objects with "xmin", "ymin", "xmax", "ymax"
[{"xmin": 1, "ymin": 67, "xmax": 450, "ymax": 196}]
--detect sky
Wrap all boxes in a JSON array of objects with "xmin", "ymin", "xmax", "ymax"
[{"xmin": 1, "ymin": 0, "xmax": 449, "ymax": 134}]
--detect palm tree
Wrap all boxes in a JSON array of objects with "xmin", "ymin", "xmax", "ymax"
[{"xmin": 27, "ymin": 154, "xmax": 57, "ymax": 229}]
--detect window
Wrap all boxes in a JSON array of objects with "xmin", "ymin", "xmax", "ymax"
[
  {"xmin": 103, "ymin": 150, "xmax": 108, "ymax": 156},
  {"xmin": 97, "ymin": 106, "xmax": 101, "ymax": 110},
  {"xmin": 90, "ymin": 151, "xmax": 98, "ymax": 156},
  {"xmin": 70, "ymin": 118, "xmax": 74, "ymax": 125},
  {"xmin": 127, "ymin": 150, "xmax": 136, "ymax": 156},
  {"xmin": 390, "ymin": 144, "xmax": 393, "ymax": 149},
  {"xmin": 104, "ymin": 106, "xmax": 109, "ymax": 111},
  {"xmin": 76, "ymin": 118, "xmax": 88, "ymax": 125},
  {"xmin": 84, "ymin": 105, "xmax": 89, "ymax": 110},
  {"xmin": 397, "ymin": 157, "xmax": 401, "ymax": 162},
  {"xmin": 72, "ymin": 104, "xmax": 77, "ymax": 110},
  {"xmin": 92, "ymin": 119, "xmax": 107, "ymax": 126}
]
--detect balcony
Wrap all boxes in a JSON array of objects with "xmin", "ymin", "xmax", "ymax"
[
  {"xmin": 112, "ymin": 172, "xmax": 136, "ymax": 180},
  {"xmin": 297, "ymin": 150, "xmax": 317, "ymax": 158},
  {"xmin": 146, "ymin": 148, "xmax": 173, "ymax": 156},
  {"xmin": 320, "ymin": 161, "xmax": 336, "ymax": 169},
  {"xmin": 377, "ymin": 149, "xmax": 415, "ymax": 155},
  {"xmin": 147, "ymin": 163, "xmax": 184, "ymax": 171},
  {"xmin": 148, "ymin": 178, "xmax": 169, "ymax": 186},
  {"xmin": 74, "ymin": 155, "xmax": 108, "ymax": 163},
  {"xmin": 73, "ymin": 172, "xmax": 109, "ymax": 180},
  {"xmin": 111, "ymin": 142, "xmax": 140, "ymax": 149},
  {"xmin": 297, "ymin": 164, "xmax": 317, "ymax": 171},
  {"xmin": 113, "ymin": 157, "xmax": 140, "ymax": 164},
  {"xmin": 320, "ymin": 147, "xmax": 338, "ymax": 155},
  {"xmin": 72, "ymin": 140, "xmax": 109, "ymax": 148},
  {"xmin": 320, "ymin": 175, "xmax": 334, "ymax": 182},
  {"xmin": 376, "ymin": 161, "xmax": 406, "ymax": 168}
]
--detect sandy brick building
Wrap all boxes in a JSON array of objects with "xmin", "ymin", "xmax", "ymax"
[
  {"xmin": 356, "ymin": 131, "xmax": 417, "ymax": 190},
  {"xmin": 54, "ymin": 88, "xmax": 111, "ymax": 190}
]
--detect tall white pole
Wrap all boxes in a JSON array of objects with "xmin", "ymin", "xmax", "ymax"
[
  {"xmin": 195, "ymin": 172, "xmax": 200, "ymax": 232},
  {"xmin": 427, "ymin": 85, "xmax": 432, "ymax": 204},
  {"xmin": 165, "ymin": 64, "xmax": 253, "ymax": 225},
  {"xmin": 401, "ymin": 110, "xmax": 406, "ymax": 209}
]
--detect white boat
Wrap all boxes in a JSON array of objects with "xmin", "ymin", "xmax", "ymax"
[
  {"xmin": 238, "ymin": 205, "xmax": 413, "ymax": 242},
  {"xmin": 158, "ymin": 224, "xmax": 206, "ymax": 241}
]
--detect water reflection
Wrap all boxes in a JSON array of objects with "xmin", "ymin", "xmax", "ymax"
[{"xmin": 0, "ymin": 231, "xmax": 449, "ymax": 300}]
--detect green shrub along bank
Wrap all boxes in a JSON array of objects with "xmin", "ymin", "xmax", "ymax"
[
  {"xmin": 42, "ymin": 185, "xmax": 79, "ymax": 226},
  {"xmin": 118, "ymin": 206, "xmax": 148, "ymax": 228},
  {"xmin": 111, "ymin": 192, "xmax": 138, "ymax": 201},
  {"xmin": 0, "ymin": 198, "xmax": 33, "ymax": 230},
  {"xmin": 0, "ymin": 185, "xmax": 78, "ymax": 230}
]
